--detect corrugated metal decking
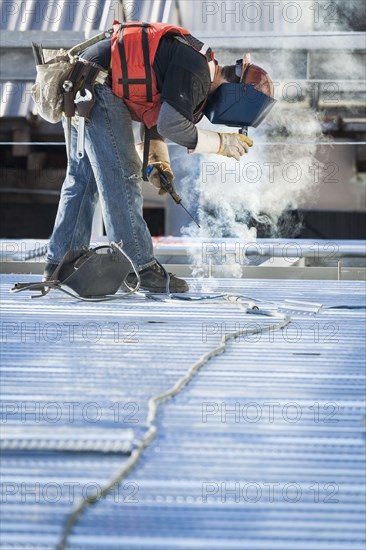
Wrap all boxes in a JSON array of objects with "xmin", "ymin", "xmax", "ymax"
[{"xmin": 1, "ymin": 271, "xmax": 365, "ymax": 549}]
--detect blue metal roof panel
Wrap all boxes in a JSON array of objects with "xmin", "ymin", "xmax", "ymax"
[
  {"xmin": 0, "ymin": 81, "xmax": 35, "ymax": 118},
  {"xmin": 0, "ymin": 0, "xmax": 177, "ymax": 31},
  {"xmin": 0, "ymin": 272, "xmax": 365, "ymax": 549},
  {"xmin": 0, "ymin": 0, "xmax": 115, "ymax": 32}
]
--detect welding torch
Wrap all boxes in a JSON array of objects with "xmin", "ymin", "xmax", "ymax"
[
  {"xmin": 147, "ymin": 165, "xmax": 200, "ymax": 228},
  {"xmin": 146, "ymin": 127, "xmax": 248, "ymax": 228}
]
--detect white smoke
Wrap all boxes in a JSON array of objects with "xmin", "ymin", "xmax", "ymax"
[
  {"xmin": 180, "ymin": 2, "xmax": 364, "ymax": 277},
  {"xmin": 181, "ymin": 104, "xmax": 324, "ymax": 277}
]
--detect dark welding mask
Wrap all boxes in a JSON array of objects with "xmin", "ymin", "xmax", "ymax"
[{"xmin": 204, "ymin": 54, "xmax": 276, "ymax": 128}]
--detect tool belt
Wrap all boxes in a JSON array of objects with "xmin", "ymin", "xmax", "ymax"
[
  {"xmin": 62, "ymin": 58, "xmax": 110, "ymax": 120},
  {"xmin": 31, "ymin": 30, "xmax": 112, "ymax": 124}
]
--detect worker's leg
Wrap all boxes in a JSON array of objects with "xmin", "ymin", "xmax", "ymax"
[
  {"xmin": 83, "ymin": 84, "xmax": 155, "ymax": 271},
  {"xmin": 46, "ymin": 120, "xmax": 99, "ymax": 270}
]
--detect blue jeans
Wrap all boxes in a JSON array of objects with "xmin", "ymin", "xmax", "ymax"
[{"xmin": 47, "ymin": 85, "xmax": 155, "ymax": 271}]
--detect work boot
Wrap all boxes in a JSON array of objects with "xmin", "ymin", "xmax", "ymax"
[
  {"xmin": 126, "ymin": 262, "xmax": 189, "ymax": 293},
  {"xmin": 42, "ymin": 263, "xmax": 58, "ymax": 282}
]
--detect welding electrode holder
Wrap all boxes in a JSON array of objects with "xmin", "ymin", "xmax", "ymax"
[
  {"xmin": 146, "ymin": 165, "xmax": 179, "ymax": 201},
  {"xmin": 147, "ymin": 166, "xmax": 200, "ymax": 228}
]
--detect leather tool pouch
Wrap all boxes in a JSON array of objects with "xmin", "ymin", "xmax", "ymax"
[
  {"xmin": 31, "ymin": 48, "xmax": 73, "ymax": 123},
  {"xmin": 31, "ymin": 29, "xmax": 112, "ymax": 124}
]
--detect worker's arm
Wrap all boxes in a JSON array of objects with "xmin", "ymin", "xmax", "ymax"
[
  {"xmin": 135, "ymin": 103, "xmax": 197, "ymax": 195},
  {"xmin": 157, "ymin": 102, "xmax": 253, "ymax": 160},
  {"xmin": 157, "ymin": 102, "xmax": 198, "ymax": 148}
]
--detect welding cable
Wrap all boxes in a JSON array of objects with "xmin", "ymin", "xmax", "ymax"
[
  {"xmin": 168, "ymin": 293, "xmax": 227, "ymax": 301},
  {"xmin": 10, "ymin": 243, "xmax": 142, "ymax": 302},
  {"xmin": 10, "ymin": 279, "xmax": 142, "ymax": 302},
  {"xmin": 25, "ymin": 256, "xmax": 167, "ymax": 302},
  {"xmin": 148, "ymin": 293, "xmax": 258, "ymax": 311},
  {"xmin": 56, "ymin": 301, "xmax": 291, "ymax": 550},
  {"xmin": 63, "ymin": 258, "xmax": 172, "ymax": 301}
]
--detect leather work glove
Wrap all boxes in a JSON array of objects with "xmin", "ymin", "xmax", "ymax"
[
  {"xmin": 190, "ymin": 129, "xmax": 253, "ymax": 160},
  {"xmin": 218, "ymin": 133, "xmax": 253, "ymax": 160},
  {"xmin": 147, "ymin": 161, "xmax": 175, "ymax": 196},
  {"xmin": 136, "ymin": 139, "xmax": 174, "ymax": 195}
]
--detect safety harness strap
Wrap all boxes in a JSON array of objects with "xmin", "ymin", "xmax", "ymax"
[
  {"xmin": 142, "ymin": 125, "xmax": 151, "ymax": 182},
  {"xmin": 116, "ymin": 23, "xmax": 153, "ymax": 180},
  {"xmin": 141, "ymin": 26, "xmax": 153, "ymax": 103},
  {"xmin": 117, "ymin": 23, "xmax": 152, "ymax": 103},
  {"xmin": 117, "ymin": 26, "xmax": 129, "ymax": 98}
]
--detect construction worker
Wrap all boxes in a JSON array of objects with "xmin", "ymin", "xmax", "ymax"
[{"xmin": 44, "ymin": 22, "xmax": 275, "ymax": 293}]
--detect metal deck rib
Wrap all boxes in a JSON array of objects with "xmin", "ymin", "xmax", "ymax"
[{"xmin": 1, "ymin": 274, "xmax": 365, "ymax": 549}]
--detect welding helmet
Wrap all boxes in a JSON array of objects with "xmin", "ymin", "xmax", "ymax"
[{"xmin": 204, "ymin": 54, "xmax": 276, "ymax": 128}]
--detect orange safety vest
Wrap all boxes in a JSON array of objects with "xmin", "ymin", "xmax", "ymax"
[{"xmin": 111, "ymin": 21, "xmax": 215, "ymax": 128}]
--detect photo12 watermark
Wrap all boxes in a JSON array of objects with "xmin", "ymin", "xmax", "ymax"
[
  {"xmin": 1, "ymin": 1, "xmax": 141, "ymax": 26},
  {"xmin": 200, "ymin": 240, "xmax": 340, "ymax": 266},
  {"xmin": 201, "ymin": 480, "xmax": 339, "ymax": 503},
  {"xmin": 201, "ymin": 400, "xmax": 340, "ymax": 424},
  {"xmin": 1, "ymin": 400, "xmax": 141, "ymax": 424},
  {"xmin": 1, "ymin": 480, "xmax": 139, "ymax": 504},
  {"xmin": 201, "ymin": 160, "xmax": 339, "ymax": 186},
  {"xmin": 201, "ymin": 321, "xmax": 339, "ymax": 343},
  {"xmin": 1, "ymin": 321, "xmax": 139, "ymax": 344},
  {"xmin": 201, "ymin": 1, "xmax": 341, "ymax": 25}
]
